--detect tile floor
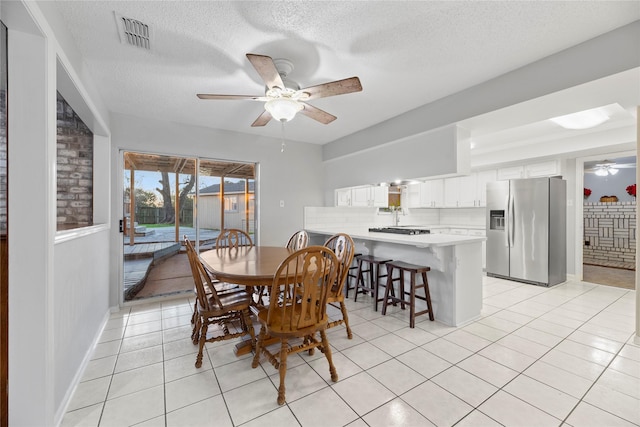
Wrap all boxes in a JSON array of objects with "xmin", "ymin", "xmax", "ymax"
[{"xmin": 62, "ymin": 276, "xmax": 640, "ymax": 427}]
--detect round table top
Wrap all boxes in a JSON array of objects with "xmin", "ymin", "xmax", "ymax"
[{"xmin": 198, "ymin": 246, "xmax": 295, "ymax": 287}]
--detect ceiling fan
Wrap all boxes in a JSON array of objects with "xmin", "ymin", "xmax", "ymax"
[
  {"xmin": 197, "ymin": 53, "xmax": 362, "ymax": 127},
  {"xmin": 585, "ymin": 160, "xmax": 636, "ymax": 176}
]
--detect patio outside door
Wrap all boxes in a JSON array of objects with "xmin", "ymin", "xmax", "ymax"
[{"xmin": 121, "ymin": 151, "xmax": 256, "ymax": 303}]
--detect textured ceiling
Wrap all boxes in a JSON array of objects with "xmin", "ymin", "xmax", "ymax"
[{"xmin": 52, "ymin": 1, "xmax": 639, "ymax": 145}]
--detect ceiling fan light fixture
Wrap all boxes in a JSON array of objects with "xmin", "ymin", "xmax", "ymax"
[
  {"xmin": 265, "ymin": 98, "xmax": 303, "ymax": 122},
  {"xmin": 608, "ymin": 167, "xmax": 619, "ymax": 175},
  {"xmin": 595, "ymin": 168, "xmax": 608, "ymax": 176},
  {"xmin": 549, "ymin": 108, "xmax": 610, "ymax": 130}
]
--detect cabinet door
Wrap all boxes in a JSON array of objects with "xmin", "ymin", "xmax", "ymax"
[
  {"xmin": 475, "ymin": 169, "xmax": 496, "ymax": 207},
  {"xmin": 421, "ymin": 180, "xmax": 444, "ymax": 207},
  {"xmin": 468, "ymin": 229, "xmax": 487, "ymax": 269},
  {"xmin": 525, "ymin": 160, "xmax": 559, "ymax": 178},
  {"xmin": 497, "ymin": 166, "xmax": 524, "ymax": 180},
  {"xmin": 351, "ymin": 187, "xmax": 371, "ymax": 206},
  {"xmin": 443, "ymin": 177, "xmax": 460, "ymax": 207},
  {"xmin": 456, "ymin": 174, "xmax": 477, "ymax": 207},
  {"xmin": 335, "ymin": 188, "xmax": 351, "ymax": 206},
  {"xmin": 371, "ymin": 186, "xmax": 389, "ymax": 207},
  {"xmin": 407, "ymin": 183, "xmax": 422, "ymax": 208}
]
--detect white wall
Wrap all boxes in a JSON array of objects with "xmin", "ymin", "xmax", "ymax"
[{"xmin": 3, "ymin": 1, "xmax": 113, "ymax": 425}]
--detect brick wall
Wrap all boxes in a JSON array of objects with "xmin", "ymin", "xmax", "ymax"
[
  {"xmin": 583, "ymin": 201, "xmax": 636, "ymax": 269},
  {"xmin": 0, "ymin": 88, "xmax": 5, "ymax": 235},
  {"xmin": 56, "ymin": 92, "xmax": 93, "ymax": 230}
]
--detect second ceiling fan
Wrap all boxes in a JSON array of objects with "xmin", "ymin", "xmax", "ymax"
[{"xmin": 197, "ymin": 53, "xmax": 362, "ymax": 127}]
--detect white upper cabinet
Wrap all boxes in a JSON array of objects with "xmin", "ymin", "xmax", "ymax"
[
  {"xmin": 351, "ymin": 186, "xmax": 371, "ymax": 206},
  {"xmin": 336, "ymin": 186, "xmax": 388, "ymax": 207},
  {"xmin": 497, "ymin": 160, "xmax": 561, "ymax": 180},
  {"xmin": 407, "ymin": 183, "xmax": 421, "ymax": 208},
  {"xmin": 371, "ymin": 185, "xmax": 389, "ymax": 207},
  {"xmin": 444, "ymin": 175, "xmax": 476, "ymax": 207},
  {"xmin": 497, "ymin": 166, "xmax": 525, "ymax": 180},
  {"xmin": 475, "ymin": 169, "xmax": 497, "ymax": 207},
  {"xmin": 421, "ymin": 180, "xmax": 444, "ymax": 207},
  {"xmin": 525, "ymin": 160, "xmax": 560, "ymax": 178},
  {"xmin": 335, "ymin": 188, "xmax": 351, "ymax": 206}
]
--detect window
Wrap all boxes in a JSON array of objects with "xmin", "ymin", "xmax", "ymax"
[{"xmin": 224, "ymin": 195, "xmax": 238, "ymax": 212}]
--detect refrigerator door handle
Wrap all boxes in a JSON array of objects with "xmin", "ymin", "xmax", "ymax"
[{"xmin": 508, "ymin": 193, "xmax": 515, "ymax": 248}]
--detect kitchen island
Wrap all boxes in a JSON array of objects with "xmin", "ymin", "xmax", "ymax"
[{"xmin": 306, "ymin": 227, "xmax": 485, "ymax": 327}]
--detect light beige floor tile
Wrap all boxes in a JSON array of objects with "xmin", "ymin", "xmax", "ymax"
[
  {"xmin": 457, "ymin": 354, "xmax": 519, "ymax": 388},
  {"xmin": 610, "ymin": 354, "xmax": 640, "ymax": 379},
  {"xmin": 308, "ymin": 351, "xmax": 363, "ymax": 382},
  {"xmin": 555, "ymin": 338, "xmax": 616, "ymax": 366},
  {"xmin": 619, "ymin": 343, "xmax": 640, "ymax": 362},
  {"xmin": 567, "ymin": 330, "xmax": 624, "ymax": 354},
  {"xmin": 164, "ymin": 351, "xmax": 212, "ymax": 383},
  {"xmin": 583, "ymin": 383, "xmax": 640, "ymax": 424},
  {"xmin": 100, "ymin": 385, "xmax": 165, "ymax": 427},
  {"xmin": 289, "ymin": 386, "xmax": 358, "ymax": 427},
  {"xmin": 135, "ymin": 415, "xmax": 166, "ymax": 426},
  {"xmin": 267, "ymin": 363, "xmax": 329, "ymax": 402},
  {"xmin": 363, "ymin": 398, "xmax": 435, "ymax": 427},
  {"xmin": 565, "ymin": 402, "xmax": 637, "ymax": 427},
  {"xmin": 396, "ymin": 347, "xmax": 451, "ymax": 379},
  {"xmin": 478, "ymin": 390, "xmax": 560, "ymax": 426},
  {"xmin": 524, "ymin": 361, "xmax": 593, "ymax": 398},
  {"xmin": 163, "ymin": 336, "xmax": 198, "ymax": 361},
  {"xmin": 443, "ymin": 329, "xmax": 492, "ymax": 352},
  {"xmin": 392, "ymin": 325, "xmax": 439, "ymax": 346},
  {"xmin": 107, "ymin": 362, "xmax": 164, "ymax": 400},
  {"xmin": 402, "ymin": 380, "xmax": 473, "ymax": 426},
  {"xmin": 332, "ymin": 371, "xmax": 395, "ymax": 416},
  {"xmin": 114, "ymin": 344, "xmax": 163, "ymax": 373},
  {"xmin": 422, "ymin": 338, "xmax": 473, "ymax": 364},
  {"xmin": 66, "ymin": 376, "xmax": 110, "ymax": 412},
  {"xmin": 166, "ymin": 395, "xmax": 232, "ymax": 427},
  {"xmin": 540, "ymin": 349, "xmax": 606, "ymax": 381},
  {"xmin": 455, "ymin": 410, "xmax": 502, "ymax": 427},
  {"xmin": 165, "ymin": 369, "xmax": 220, "ymax": 412},
  {"xmin": 123, "ymin": 320, "xmax": 163, "ymax": 337},
  {"xmin": 120, "ymin": 331, "xmax": 163, "ymax": 353},
  {"xmin": 496, "ymin": 334, "xmax": 551, "ymax": 359},
  {"xmin": 60, "ymin": 403, "xmax": 103, "ymax": 427},
  {"xmin": 431, "ymin": 366, "xmax": 498, "ymax": 407},
  {"xmin": 511, "ymin": 326, "xmax": 564, "ymax": 348},
  {"xmin": 82, "ymin": 355, "xmax": 116, "ymax": 381},
  {"xmin": 350, "ymin": 321, "xmax": 391, "ymax": 341},
  {"xmin": 503, "ymin": 374, "xmax": 578, "ymax": 419},
  {"xmin": 369, "ymin": 332, "xmax": 416, "ymax": 356},
  {"xmin": 241, "ymin": 406, "xmax": 300, "ymax": 427},
  {"xmin": 215, "ymin": 357, "xmax": 267, "ymax": 392},
  {"xmin": 368, "ymin": 359, "xmax": 427, "ymax": 395},
  {"xmin": 341, "ymin": 341, "xmax": 393, "ymax": 370},
  {"xmin": 479, "ymin": 343, "xmax": 537, "ymax": 372},
  {"xmin": 90, "ymin": 340, "xmax": 121, "ymax": 360},
  {"xmin": 224, "ymin": 378, "xmax": 280, "ymax": 425},
  {"xmin": 596, "ymin": 369, "xmax": 640, "ymax": 399},
  {"xmin": 463, "ymin": 322, "xmax": 509, "ymax": 342},
  {"xmin": 127, "ymin": 310, "xmax": 162, "ymax": 325}
]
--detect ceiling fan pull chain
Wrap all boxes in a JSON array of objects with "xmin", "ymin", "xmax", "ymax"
[{"xmin": 281, "ymin": 120, "xmax": 286, "ymax": 153}]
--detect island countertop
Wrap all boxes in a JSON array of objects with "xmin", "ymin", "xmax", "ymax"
[{"xmin": 305, "ymin": 227, "xmax": 486, "ymax": 247}]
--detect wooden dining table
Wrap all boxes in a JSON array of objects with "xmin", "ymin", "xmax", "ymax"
[{"xmin": 198, "ymin": 245, "xmax": 295, "ymax": 355}]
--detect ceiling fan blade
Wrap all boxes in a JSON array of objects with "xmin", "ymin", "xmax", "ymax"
[
  {"xmin": 299, "ymin": 103, "xmax": 337, "ymax": 124},
  {"xmin": 301, "ymin": 77, "xmax": 362, "ymax": 100},
  {"xmin": 246, "ymin": 53, "xmax": 285, "ymax": 90},
  {"xmin": 197, "ymin": 94, "xmax": 267, "ymax": 101},
  {"xmin": 251, "ymin": 110, "xmax": 272, "ymax": 127}
]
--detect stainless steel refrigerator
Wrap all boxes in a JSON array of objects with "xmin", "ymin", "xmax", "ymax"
[{"xmin": 486, "ymin": 177, "xmax": 566, "ymax": 287}]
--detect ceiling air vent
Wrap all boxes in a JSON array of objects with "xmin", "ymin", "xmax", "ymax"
[{"xmin": 114, "ymin": 12, "xmax": 151, "ymax": 50}]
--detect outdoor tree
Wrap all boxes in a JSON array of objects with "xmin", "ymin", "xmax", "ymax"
[{"xmin": 157, "ymin": 172, "xmax": 196, "ymax": 223}]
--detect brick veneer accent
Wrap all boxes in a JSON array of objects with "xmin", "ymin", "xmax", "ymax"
[
  {"xmin": 56, "ymin": 91, "xmax": 93, "ymax": 230},
  {"xmin": 0, "ymin": 88, "xmax": 5, "ymax": 235},
  {"xmin": 583, "ymin": 201, "xmax": 636, "ymax": 269}
]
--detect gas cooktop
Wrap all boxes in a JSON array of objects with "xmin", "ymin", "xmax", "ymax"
[{"xmin": 368, "ymin": 227, "xmax": 430, "ymax": 235}]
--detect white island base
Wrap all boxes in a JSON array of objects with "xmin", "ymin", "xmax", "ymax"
[{"xmin": 308, "ymin": 228, "xmax": 484, "ymax": 327}]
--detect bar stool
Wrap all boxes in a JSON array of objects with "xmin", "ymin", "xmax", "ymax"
[
  {"xmin": 381, "ymin": 261, "xmax": 434, "ymax": 328},
  {"xmin": 353, "ymin": 255, "xmax": 393, "ymax": 311},
  {"xmin": 344, "ymin": 253, "xmax": 362, "ymax": 298}
]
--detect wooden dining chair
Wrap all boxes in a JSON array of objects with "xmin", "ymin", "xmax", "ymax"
[
  {"xmin": 286, "ymin": 230, "xmax": 309, "ymax": 250},
  {"xmin": 251, "ymin": 245, "xmax": 339, "ymax": 405},
  {"xmin": 185, "ymin": 236, "xmax": 255, "ymax": 368},
  {"xmin": 184, "ymin": 236, "xmax": 244, "ymax": 341},
  {"xmin": 215, "ymin": 228, "xmax": 253, "ymax": 249},
  {"xmin": 324, "ymin": 233, "xmax": 356, "ymax": 339}
]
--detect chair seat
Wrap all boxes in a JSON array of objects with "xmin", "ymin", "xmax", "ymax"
[
  {"xmin": 385, "ymin": 261, "xmax": 430, "ymax": 273},
  {"xmin": 199, "ymin": 291, "xmax": 252, "ymax": 317}
]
